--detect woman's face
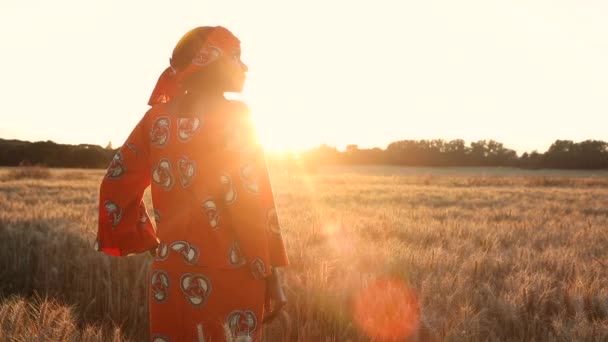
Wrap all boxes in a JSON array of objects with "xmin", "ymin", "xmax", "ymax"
[
  {"xmin": 184, "ymin": 46, "xmax": 248, "ymax": 94},
  {"xmin": 218, "ymin": 47, "xmax": 248, "ymax": 93}
]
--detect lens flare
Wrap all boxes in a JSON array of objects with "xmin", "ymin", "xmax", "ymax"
[
  {"xmin": 321, "ymin": 220, "xmax": 341, "ymax": 238},
  {"xmin": 353, "ymin": 277, "xmax": 419, "ymax": 341}
]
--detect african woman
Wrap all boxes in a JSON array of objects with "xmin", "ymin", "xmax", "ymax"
[{"xmin": 96, "ymin": 26, "xmax": 289, "ymax": 342}]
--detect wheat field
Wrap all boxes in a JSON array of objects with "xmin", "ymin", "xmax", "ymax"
[{"xmin": 0, "ymin": 166, "xmax": 607, "ymax": 341}]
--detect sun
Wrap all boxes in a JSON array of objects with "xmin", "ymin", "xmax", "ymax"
[
  {"xmin": 238, "ymin": 62, "xmax": 321, "ymax": 154},
  {"xmin": 251, "ymin": 115, "xmax": 296, "ymax": 153},
  {"xmin": 244, "ymin": 95, "xmax": 307, "ymax": 153}
]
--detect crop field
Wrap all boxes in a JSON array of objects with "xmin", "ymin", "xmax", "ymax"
[{"xmin": 0, "ymin": 166, "xmax": 607, "ymax": 341}]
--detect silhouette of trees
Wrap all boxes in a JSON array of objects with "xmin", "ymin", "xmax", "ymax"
[
  {"xmin": 543, "ymin": 139, "xmax": 608, "ymax": 169},
  {"xmin": 0, "ymin": 138, "xmax": 607, "ymax": 170},
  {"xmin": 297, "ymin": 139, "xmax": 608, "ymax": 170},
  {"xmin": 0, "ymin": 139, "xmax": 115, "ymax": 168}
]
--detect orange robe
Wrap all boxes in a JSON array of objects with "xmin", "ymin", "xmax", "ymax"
[{"xmin": 97, "ymin": 99, "xmax": 289, "ymax": 341}]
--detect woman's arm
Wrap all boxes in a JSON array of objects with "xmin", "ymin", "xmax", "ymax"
[{"xmin": 96, "ymin": 114, "xmax": 159, "ymax": 256}]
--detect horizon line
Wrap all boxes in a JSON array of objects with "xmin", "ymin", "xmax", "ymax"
[{"xmin": 2, "ymin": 136, "xmax": 606, "ymax": 156}]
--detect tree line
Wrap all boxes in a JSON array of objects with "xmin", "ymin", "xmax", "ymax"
[
  {"xmin": 0, "ymin": 138, "xmax": 607, "ymax": 170},
  {"xmin": 295, "ymin": 139, "xmax": 608, "ymax": 170},
  {"xmin": 0, "ymin": 139, "xmax": 113, "ymax": 169}
]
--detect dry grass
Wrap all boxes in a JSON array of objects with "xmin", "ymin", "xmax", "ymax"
[
  {"xmin": 0, "ymin": 168, "xmax": 607, "ymax": 341},
  {"xmin": 2, "ymin": 166, "xmax": 53, "ymax": 181},
  {"xmin": 0, "ymin": 295, "xmax": 125, "ymax": 341}
]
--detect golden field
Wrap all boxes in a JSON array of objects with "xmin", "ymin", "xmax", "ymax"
[{"xmin": 0, "ymin": 166, "xmax": 607, "ymax": 341}]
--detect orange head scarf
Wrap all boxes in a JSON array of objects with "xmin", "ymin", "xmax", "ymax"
[{"xmin": 148, "ymin": 26, "xmax": 241, "ymax": 106}]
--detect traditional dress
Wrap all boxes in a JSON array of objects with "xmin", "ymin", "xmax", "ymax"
[{"xmin": 96, "ymin": 27, "xmax": 288, "ymax": 342}]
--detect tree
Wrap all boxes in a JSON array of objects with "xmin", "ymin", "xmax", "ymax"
[{"xmin": 445, "ymin": 139, "xmax": 468, "ymax": 166}]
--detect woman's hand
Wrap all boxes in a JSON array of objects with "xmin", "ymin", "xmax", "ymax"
[{"xmin": 262, "ymin": 267, "xmax": 287, "ymax": 324}]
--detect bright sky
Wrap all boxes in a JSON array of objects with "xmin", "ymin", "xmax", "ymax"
[{"xmin": 0, "ymin": 1, "xmax": 606, "ymax": 154}]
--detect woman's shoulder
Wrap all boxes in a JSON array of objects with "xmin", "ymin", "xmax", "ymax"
[
  {"xmin": 144, "ymin": 100, "xmax": 249, "ymax": 124},
  {"xmin": 140, "ymin": 103, "xmax": 174, "ymax": 126}
]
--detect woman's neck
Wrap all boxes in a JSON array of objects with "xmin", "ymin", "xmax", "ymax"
[{"xmin": 175, "ymin": 88, "xmax": 225, "ymax": 115}]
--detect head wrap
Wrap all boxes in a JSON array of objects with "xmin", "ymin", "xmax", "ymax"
[{"xmin": 148, "ymin": 26, "xmax": 241, "ymax": 106}]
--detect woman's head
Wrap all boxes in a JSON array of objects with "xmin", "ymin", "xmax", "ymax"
[
  {"xmin": 172, "ymin": 26, "xmax": 248, "ymax": 94},
  {"xmin": 148, "ymin": 26, "xmax": 247, "ymax": 106}
]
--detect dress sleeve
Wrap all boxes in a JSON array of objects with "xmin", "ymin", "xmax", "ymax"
[
  {"xmin": 256, "ymin": 145, "xmax": 290, "ymax": 268},
  {"xmin": 222, "ymin": 103, "xmax": 289, "ymax": 278},
  {"xmin": 96, "ymin": 114, "xmax": 159, "ymax": 256}
]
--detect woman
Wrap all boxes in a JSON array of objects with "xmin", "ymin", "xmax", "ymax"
[{"xmin": 96, "ymin": 26, "xmax": 289, "ymax": 342}]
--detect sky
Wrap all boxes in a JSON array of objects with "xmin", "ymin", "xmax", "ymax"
[{"xmin": 0, "ymin": 0, "xmax": 606, "ymax": 155}]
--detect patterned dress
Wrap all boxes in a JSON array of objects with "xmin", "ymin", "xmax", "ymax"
[{"xmin": 97, "ymin": 99, "xmax": 289, "ymax": 341}]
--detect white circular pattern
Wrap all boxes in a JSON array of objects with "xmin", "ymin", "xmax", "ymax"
[
  {"xmin": 152, "ymin": 159, "xmax": 174, "ymax": 191},
  {"xmin": 226, "ymin": 310, "xmax": 257, "ymax": 340},
  {"xmin": 202, "ymin": 198, "xmax": 220, "ymax": 229},
  {"xmin": 151, "ymin": 334, "xmax": 170, "ymax": 342},
  {"xmin": 250, "ymin": 258, "xmax": 266, "ymax": 280},
  {"xmin": 151, "ymin": 116, "xmax": 171, "ymax": 148},
  {"xmin": 106, "ymin": 151, "xmax": 125, "ymax": 178},
  {"xmin": 220, "ymin": 174, "xmax": 237, "ymax": 204},
  {"xmin": 156, "ymin": 242, "xmax": 169, "ymax": 261},
  {"xmin": 180, "ymin": 273, "xmax": 212, "ymax": 306},
  {"xmin": 192, "ymin": 46, "xmax": 222, "ymax": 66},
  {"xmin": 177, "ymin": 117, "xmax": 202, "ymax": 142},
  {"xmin": 178, "ymin": 156, "xmax": 196, "ymax": 188},
  {"xmin": 103, "ymin": 200, "xmax": 123, "ymax": 228},
  {"xmin": 170, "ymin": 241, "xmax": 199, "ymax": 264},
  {"xmin": 228, "ymin": 242, "xmax": 245, "ymax": 266},
  {"xmin": 151, "ymin": 270, "xmax": 170, "ymax": 303}
]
